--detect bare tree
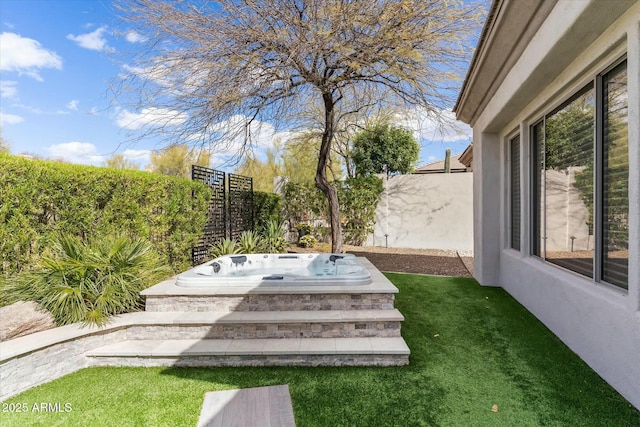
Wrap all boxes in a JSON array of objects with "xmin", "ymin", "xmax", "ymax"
[{"xmin": 116, "ymin": 0, "xmax": 484, "ymax": 252}]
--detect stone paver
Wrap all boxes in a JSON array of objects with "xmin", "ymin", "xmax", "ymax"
[{"xmin": 197, "ymin": 385, "xmax": 295, "ymax": 427}]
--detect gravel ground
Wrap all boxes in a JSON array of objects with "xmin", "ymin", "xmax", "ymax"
[{"xmin": 289, "ymin": 244, "xmax": 474, "ymax": 278}]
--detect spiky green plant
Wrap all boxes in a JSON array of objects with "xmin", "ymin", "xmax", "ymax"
[
  {"xmin": 238, "ymin": 230, "xmax": 263, "ymax": 254},
  {"xmin": 3, "ymin": 234, "xmax": 169, "ymax": 326},
  {"xmin": 261, "ymin": 219, "xmax": 287, "ymax": 253},
  {"xmin": 209, "ymin": 238, "xmax": 239, "ymax": 257}
]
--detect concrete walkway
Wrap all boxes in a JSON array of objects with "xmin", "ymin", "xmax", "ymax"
[{"xmin": 197, "ymin": 385, "xmax": 295, "ymax": 427}]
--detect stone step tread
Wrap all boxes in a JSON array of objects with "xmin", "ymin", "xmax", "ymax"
[
  {"xmin": 85, "ymin": 337, "xmax": 410, "ymax": 357},
  {"xmin": 198, "ymin": 385, "xmax": 295, "ymax": 427},
  {"xmin": 126, "ymin": 309, "xmax": 404, "ymax": 324}
]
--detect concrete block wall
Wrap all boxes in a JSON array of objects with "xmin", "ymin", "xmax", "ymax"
[{"xmin": 370, "ymin": 173, "xmax": 474, "ymax": 253}]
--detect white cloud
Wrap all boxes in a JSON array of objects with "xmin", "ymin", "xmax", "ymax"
[
  {"xmin": 12, "ymin": 103, "xmax": 70, "ymax": 116},
  {"xmin": 67, "ymin": 27, "xmax": 111, "ymax": 52},
  {"xmin": 398, "ymin": 107, "xmax": 472, "ymax": 143},
  {"xmin": 201, "ymin": 115, "xmax": 288, "ymax": 158},
  {"xmin": 0, "ymin": 80, "xmax": 17, "ymax": 98},
  {"xmin": 125, "ymin": 30, "xmax": 146, "ymax": 43},
  {"xmin": 122, "ymin": 63, "xmax": 173, "ymax": 88},
  {"xmin": 47, "ymin": 142, "xmax": 104, "ymax": 164},
  {"xmin": 122, "ymin": 149, "xmax": 151, "ymax": 163},
  {"xmin": 116, "ymin": 107, "xmax": 188, "ymax": 130},
  {"xmin": 0, "ymin": 32, "xmax": 62, "ymax": 81},
  {"xmin": 67, "ymin": 99, "xmax": 79, "ymax": 111},
  {"xmin": 0, "ymin": 111, "xmax": 24, "ymax": 125}
]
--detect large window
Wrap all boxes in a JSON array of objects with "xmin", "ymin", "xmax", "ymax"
[{"xmin": 531, "ymin": 60, "xmax": 628, "ymax": 290}]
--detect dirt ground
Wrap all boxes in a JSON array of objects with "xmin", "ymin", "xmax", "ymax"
[{"xmin": 288, "ymin": 244, "xmax": 474, "ymax": 278}]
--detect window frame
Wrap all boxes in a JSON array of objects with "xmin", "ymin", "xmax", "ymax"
[{"xmin": 528, "ymin": 56, "xmax": 628, "ymax": 290}]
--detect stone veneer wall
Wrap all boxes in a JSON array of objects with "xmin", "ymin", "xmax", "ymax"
[
  {"xmin": 1, "ymin": 329, "xmax": 130, "ymax": 401},
  {"xmin": 145, "ymin": 293, "xmax": 395, "ymax": 312},
  {"xmin": 124, "ymin": 322, "xmax": 401, "ymax": 339},
  {"xmin": 1, "ymin": 317, "xmax": 402, "ymax": 400}
]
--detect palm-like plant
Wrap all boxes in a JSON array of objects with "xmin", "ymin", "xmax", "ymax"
[
  {"xmin": 209, "ymin": 238, "xmax": 239, "ymax": 257},
  {"xmin": 238, "ymin": 230, "xmax": 264, "ymax": 254},
  {"xmin": 3, "ymin": 234, "xmax": 168, "ymax": 326},
  {"xmin": 261, "ymin": 220, "xmax": 287, "ymax": 253}
]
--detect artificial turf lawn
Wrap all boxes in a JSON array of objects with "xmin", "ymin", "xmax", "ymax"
[{"xmin": 1, "ymin": 273, "xmax": 639, "ymax": 427}]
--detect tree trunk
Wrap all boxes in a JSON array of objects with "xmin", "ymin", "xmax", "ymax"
[{"xmin": 316, "ymin": 92, "xmax": 343, "ymax": 253}]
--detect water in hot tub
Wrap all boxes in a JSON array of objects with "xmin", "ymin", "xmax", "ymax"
[
  {"xmin": 225, "ymin": 263, "xmax": 336, "ymax": 277},
  {"xmin": 215, "ymin": 255, "xmax": 361, "ymax": 278}
]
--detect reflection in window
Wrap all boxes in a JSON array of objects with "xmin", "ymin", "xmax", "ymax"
[
  {"xmin": 532, "ymin": 86, "xmax": 595, "ymax": 278},
  {"xmin": 544, "ymin": 87, "xmax": 595, "ymax": 277},
  {"xmin": 530, "ymin": 60, "xmax": 628, "ymax": 290},
  {"xmin": 602, "ymin": 64, "xmax": 628, "ymax": 289}
]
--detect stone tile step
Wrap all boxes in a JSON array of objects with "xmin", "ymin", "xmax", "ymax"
[
  {"xmin": 128, "ymin": 309, "xmax": 404, "ymax": 325},
  {"xmin": 85, "ymin": 337, "xmax": 410, "ymax": 357},
  {"xmin": 197, "ymin": 385, "xmax": 295, "ymax": 427}
]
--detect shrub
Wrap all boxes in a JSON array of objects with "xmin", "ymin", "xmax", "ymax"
[
  {"xmin": 283, "ymin": 182, "xmax": 327, "ymax": 226},
  {"xmin": 209, "ymin": 238, "xmax": 239, "ymax": 257},
  {"xmin": 238, "ymin": 230, "xmax": 264, "ymax": 254},
  {"xmin": 282, "ymin": 176, "xmax": 383, "ymax": 246},
  {"xmin": 336, "ymin": 176, "xmax": 384, "ymax": 245},
  {"xmin": 0, "ymin": 154, "xmax": 209, "ymax": 275},
  {"xmin": 295, "ymin": 223, "xmax": 313, "ymax": 234},
  {"xmin": 253, "ymin": 191, "xmax": 282, "ymax": 230},
  {"xmin": 2, "ymin": 234, "xmax": 169, "ymax": 326},
  {"xmin": 261, "ymin": 219, "xmax": 288, "ymax": 253},
  {"xmin": 298, "ymin": 234, "xmax": 317, "ymax": 248}
]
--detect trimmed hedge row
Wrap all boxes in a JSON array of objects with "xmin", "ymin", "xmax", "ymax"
[{"xmin": 0, "ymin": 154, "xmax": 210, "ymax": 275}]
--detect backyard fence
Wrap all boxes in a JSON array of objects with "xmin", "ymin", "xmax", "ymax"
[
  {"xmin": 191, "ymin": 166, "xmax": 254, "ymax": 264},
  {"xmin": 371, "ymin": 173, "xmax": 474, "ymax": 253}
]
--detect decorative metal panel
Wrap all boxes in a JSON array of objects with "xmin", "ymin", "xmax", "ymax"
[
  {"xmin": 191, "ymin": 165, "xmax": 226, "ymax": 265},
  {"xmin": 228, "ymin": 173, "xmax": 254, "ymax": 241}
]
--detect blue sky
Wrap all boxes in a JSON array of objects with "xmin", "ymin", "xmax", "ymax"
[{"xmin": 0, "ymin": 0, "xmax": 473, "ymax": 172}]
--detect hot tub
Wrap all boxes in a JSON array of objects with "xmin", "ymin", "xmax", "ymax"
[{"xmin": 176, "ymin": 253, "xmax": 372, "ymax": 287}]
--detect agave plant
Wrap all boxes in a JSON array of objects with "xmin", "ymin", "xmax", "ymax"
[
  {"xmin": 261, "ymin": 219, "xmax": 287, "ymax": 253},
  {"xmin": 238, "ymin": 230, "xmax": 263, "ymax": 254},
  {"xmin": 209, "ymin": 238, "xmax": 239, "ymax": 257},
  {"xmin": 3, "ymin": 234, "xmax": 169, "ymax": 327}
]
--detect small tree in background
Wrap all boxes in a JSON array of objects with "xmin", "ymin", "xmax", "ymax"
[
  {"xmin": 104, "ymin": 154, "xmax": 140, "ymax": 170},
  {"xmin": 149, "ymin": 144, "xmax": 210, "ymax": 178},
  {"xmin": 352, "ymin": 123, "xmax": 419, "ymax": 176},
  {"xmin": 235, "ymin": 146, "xmax": 284, "ymax": 192},
  {"xmin": 0, "ymin": 130, "xmax": 9, "ymax": 154}
]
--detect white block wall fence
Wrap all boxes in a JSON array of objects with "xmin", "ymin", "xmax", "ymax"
[{"xmin": 370, "ymin": 173, "xmax": 474, "ymax": 253}]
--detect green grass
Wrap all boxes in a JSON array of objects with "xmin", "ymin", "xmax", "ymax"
[{"xmin": 1, "ymin": 273, "xmax": 638, "ymax": 427}]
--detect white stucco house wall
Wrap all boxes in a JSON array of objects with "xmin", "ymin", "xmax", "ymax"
[{"xmin": 454, "ymin": 0, "xmax": 639, "ymax": 410}]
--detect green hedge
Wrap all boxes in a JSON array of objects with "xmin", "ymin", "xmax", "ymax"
[
  {"xmin": 0, "ymin": 154, "xmax": 210, "ymax": 275},
  {"xmin": 283, "ymin": 176, "xmax": 383, "ymax": 245},
  {"xmin": 253, "ymin": 191, "xmax": 282, "ymax": 230}
]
